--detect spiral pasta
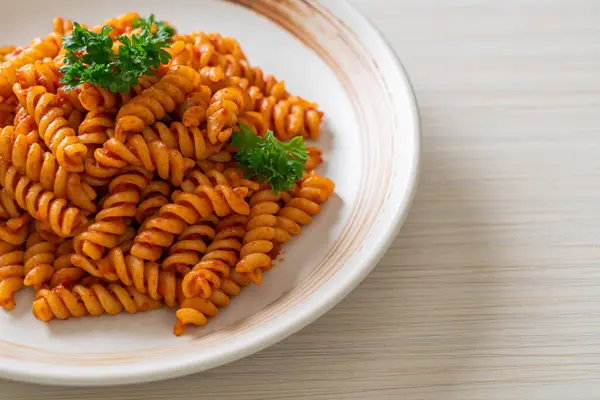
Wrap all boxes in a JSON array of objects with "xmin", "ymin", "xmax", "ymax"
[
  {"xmin": 16, "ymin": 58, "xmax": 61, "ymax": 93},
  {"xmin": 234, "ymin": 188, "xmax": 290, "ymax": 285},
  {"xmin": 173, "ymin": 268, "xmax": 251, "ymax": 336},
  {"xmin": 23, "ymin": 232, "xmax": 56, "ymax": 289},
  {"xmin": 52, "ymin": 17, "xmax": 75, "ymax": 36},
  {"xmin": 32, "ymin": 282, "xmax": 161, "ymax": 321},
  {"xmin": 178, "ymin": 85, "xmax": 212, "ymax": 127},
  {"xmin": 0, "ymin": 46, "xmax": 17, "ymax": 63},
  {"xmin": 170, "ymin": 31, "xmax": 243, "ymax": 71},
  {"xmin": 55, "ymin": 228, "xmax": 135, "ymax": 290},
  {"xmin": 89, "ymin": 126, "xmax": 195, "ymax": 187},
  {"xmin": 0, "ymin": 14, "xmax": 334, "ymax": 336},
  {"xmin": 167, "ymin": 40, "xmax": 197, "ymax": 69},
  {"xmin": 162, "ymin": 220, "xmax": 215, "ymax": 275},
  {"xmin": 237, "ymin": 111, "xmax": 267, "ymax": 137},
  {"xmin": 136, "ymin": 181, "xmax": 173, "ymax": 225},
  {"xmin": 175, "ymin": 215, "xmax": 251, "ymax": 335},
  {"xmin": 0, "ymin": 122, "xmax": 97, "ymax": 211},
  {"xmin": 0, "ymin": 248, "xmax": 25, "ymax": 310},
  {"xmin": 0, "ymin": 160, "xmax": 88, "ymax": 238},
  {"xmin": 77, "ymin": 108, "xmax": 115, "ymax": 165},
  {"xmin": 223, "ymin": 56, "xmax": 287, "ymax": 99},
  {"xmin": 76, "ymin": 75, "xmax": 160, "ymax": 112},
  {"xmin": 151, "ymin": 121, "xmax": 227, "ymax": 162},
  {"xmin": 207, "ymin": 33, "xmax": 246, "ymax": 60},
  {"xmin": 77, "ymin": 84, "xmax": 125, "ymax": 113},
  {"xmin": 13, "ymin": 83, "xmax": 88, "ymax": 172},
  {"xmin": 207, "ymin": 86, "xmax": 248, "ymax": 144},
  {"xmin": 50, "ymin": 239, "xmax": 86, "ymax": 288},
  {"xmin": 0, "ymin": 34, "xmax": 62, "ymax": 98},
  {"xmin": 33, "ymin": 220, "xmax": 66, "ymax": 246},
  {"xmin": 304, "ymin": 147, "xmax": 324, "ymax": 171},
  {"xmin": 0, "ymin": 188, "xmax": 30, "ymax": 246},
  {"xmin": 0, "ymin": 187, "xmax": 25, "ymax": 219},
  {"xmin": 60, "ymin": 98, "xmax": 85, "ymax": 131},
  {"xmin": 277, "ymin": 171, "xmax": 335, "ymax": 228},
  {"xmin": 74, "ymin": 166, "xmax": 152, "ymax": 261},
  {"xmin": 93, "ymin": 13, "xmax": 142, "ymax": 39},
  {"xmin": 181, "ymin": 214, "xmax": 246, "ymax": 299},
  {"xmin": 56, "ymin": 88, "xmax": 86, "ymax": 133},
  {"xmin": 130, "ymin": 171, "xmax": 250, "ymax": 262},
  {"xmin": 114, "ymin": 66, "xmax": 200, "ymax": 142},
  {"xmin": 258, "ymin": 96, "xmax": 324, "ymax": 141},
  {"xmin": 71, "ymin": 247, "xmax": 178, "ymax": 308},
  {"xmin": 198, "ymin": 67, "xmax": 250, "ymax": 96},
  {"xmin": 199, "ymin": 65, "xmax": 225, "ymax": 87},
  {"xmin": 0, "ymin": 213, "xmax": 29, "ymax": 248}
]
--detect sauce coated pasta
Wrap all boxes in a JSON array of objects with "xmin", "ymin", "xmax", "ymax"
[{"xmin": 0, "ymin": 13, "xmax": 334, "ymax": 336}]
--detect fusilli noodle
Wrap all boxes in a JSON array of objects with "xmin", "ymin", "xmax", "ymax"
[
  {"xmin": 50, "ymin": 239, "xmax": 86, "ymax": 288},
  {"xmin": 74, "ymin": 166, "xmax": 152, "ymax": 260},
  {"xmin": 90, "ymin": 130, "xmax": 195, "ymax": 186},
  {"xmin": 174, "ymin": 214, "xmax": 251, "ymax": 335},
  {"xmin": 16, "ymin": 58, "xmax": 61, "ymax": 93},
  {"xmin": 130, "ymin": 179, "xmax": 250, "ymax": 262},
  {"xmin": 13, "ymin": 83, "xmax": 88, "ymax": 171},
  {"xmin": 162, "ymin": 220, "xmax": 215, "ymax": 275},
  {"xmin": 0, "ymin": 189, "xmax": 30, "ymax": 246},
  {"xmin": 32, "ymin": 282, "xmax": 161, "ymax": 321},
  {"xmin": 114, "ymin": 66, "xmax": 200, "ymax": 142},
  {"xmin": 0, "ymin": 34, "xmax": 61, "ymax": 98},
  {"xmin": 0, "ymin": 160, "xmax": 88, "ymax": 237},
  {"xmin": 0, "ymin": 247, "xmax": 25, "ymax": 310},
  {"xmin": 0, "ymin": 122, "xmax": 97, "ymax": 211},
  {"xmin": 206, "ymin": 86, "xmax": 248, "ymax": 144},
  {"xmin": 24, "ymin": 231, "xmax": 55, "ymax": 288}
]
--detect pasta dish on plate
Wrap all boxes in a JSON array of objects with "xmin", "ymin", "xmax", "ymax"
[{"xmin": 0, "ymin": 12, "xmax": 334, "ymax": 336}]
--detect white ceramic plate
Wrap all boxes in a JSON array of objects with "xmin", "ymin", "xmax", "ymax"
[{"xmin": 0, "ymin": 0, "xmax": 420, "ymax": 386}]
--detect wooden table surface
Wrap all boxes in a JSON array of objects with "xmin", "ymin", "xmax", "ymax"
[{"xmin": 5, "ymin": 1, "xmax": 600, "ymax": 398}]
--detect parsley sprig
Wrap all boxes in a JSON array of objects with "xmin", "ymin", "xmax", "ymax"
[
  {"xmin": 232, "ymin": 124, "xmax": 309, "ymax": 194},
  {"xmin": 59, "ymin": 15, "xmax": 174, "ymax": 93}
]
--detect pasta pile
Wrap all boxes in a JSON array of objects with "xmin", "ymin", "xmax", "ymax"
[{"xmin": 0, "ymin": 13, "xmax": 334, "ymax": 336}]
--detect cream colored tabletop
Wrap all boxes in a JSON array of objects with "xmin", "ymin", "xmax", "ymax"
[{"xmin": 4, "ymin": 1, "xmax": 600, "ymax": 399}]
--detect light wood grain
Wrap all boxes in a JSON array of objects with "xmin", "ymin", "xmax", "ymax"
[{"xmin": 4, "ymin": 1, "xmax": 600, "ymax": 398}]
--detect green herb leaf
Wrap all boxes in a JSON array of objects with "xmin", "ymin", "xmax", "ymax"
[
  {"xmin": 232, "ymin": 124, "xmax": 308, "ymax": 194},
  {"xmin": 133, "ymin": 14, "xmax": 175, "ymax": 41},
  {"xmin": 59, "ymin": 16, "xmax": 174, "ymax": 93}
]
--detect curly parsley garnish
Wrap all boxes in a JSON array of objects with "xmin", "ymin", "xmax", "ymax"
[
  {"xmin": 232, "ymin": 124, "xmax": 309, "ymax": 194},
  {"xmin": 59, "ymin": 15, "xmax": 174, "ymax": 93}
]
